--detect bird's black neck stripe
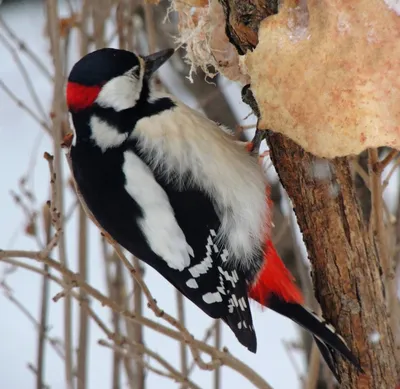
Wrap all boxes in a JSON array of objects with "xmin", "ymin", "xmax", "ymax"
[{"xmin": 70, "ymin": 90, "xmax": 175, "ymax": 144}]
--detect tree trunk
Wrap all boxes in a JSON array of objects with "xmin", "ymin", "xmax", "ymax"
[{"xmin": 218, "ymin": 1, "xmax": 400, "ymax": 388}]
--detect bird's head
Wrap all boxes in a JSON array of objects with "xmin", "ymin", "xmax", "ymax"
[{"xmin": 66, "ymin": 48, "xmax": 174, "ymax": 113}]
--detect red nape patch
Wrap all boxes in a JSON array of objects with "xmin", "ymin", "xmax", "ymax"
[
  {"xmin": 248, "ymin": 240, "xmax": 304, "ymax": 306},
  {"xmin": 66, "ymin": 82, "xmax": 101, "ymax": 111}
]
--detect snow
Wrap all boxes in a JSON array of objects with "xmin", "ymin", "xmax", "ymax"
[{"xmin": 0, "ymin": 1, "xmax": 303, "ymax": 389}]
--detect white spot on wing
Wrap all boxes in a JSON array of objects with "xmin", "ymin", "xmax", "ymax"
[
  {"xmin": 188, "ymin": 230, "xmax": 215, "ymax": 278},
  {"xmin": 238, "ymin": 297, "xmax": 247, "ymax": 311},
  {"xmin": 90, "ymin": 116, "xmax": 128, "ymax": 152},
  {"xmin": 122, "ymin": 151, "xmax": 191, "ymax": 271},
  {"xmin": 221, "ymin": 249, "xmax": 229, "ymax": 262},
  {"xmin": 216, "ymin": 286, "xmax": 226, "ymax": 295},
  {"xmin": 218, "ymin": 266, "xmax": 237, "ymax": 288},
  {"xmin": 202, "ymin": 292, "xmax": 222, "ymax": 304},
  {"xmin": 186, "ymin": 279, "xmax": 198, "ymax": 289},
  {"xmin": 189, "ymin": 255, "xmax": 212, "ymax": 278}
]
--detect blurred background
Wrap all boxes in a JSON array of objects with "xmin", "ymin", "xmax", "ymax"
[{"xmin": 1, "ymin": 1, "xmax": 398, "ymax": 389}]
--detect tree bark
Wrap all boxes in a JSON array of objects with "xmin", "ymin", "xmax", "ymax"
[{"xmin": 218, "ymin": 1, "xmax": 400, "ymax": 388}]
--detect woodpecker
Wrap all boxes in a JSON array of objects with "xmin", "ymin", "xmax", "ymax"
[{"xmin": 66, "ymin": 48, "xmax": 361, "ymax": 380}]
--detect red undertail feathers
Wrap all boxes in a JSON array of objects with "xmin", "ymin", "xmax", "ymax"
[{"xmin": 248, "ymin": 240, "xmax": 303, "ymax": 306}]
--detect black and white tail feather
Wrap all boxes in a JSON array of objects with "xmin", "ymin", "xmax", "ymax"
[{"xmin": 267, "ymin": 295, "xmax": 363, "ymax": 382}]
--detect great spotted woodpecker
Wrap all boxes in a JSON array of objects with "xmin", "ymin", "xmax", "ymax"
[{"xmin": 66, "ymin": 48, "xmax": 361, "ymax": 380}]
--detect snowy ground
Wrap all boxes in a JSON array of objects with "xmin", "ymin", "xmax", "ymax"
[{"xmin": 0, "ymin": 1, "xmax": 304, "ymax": 388}]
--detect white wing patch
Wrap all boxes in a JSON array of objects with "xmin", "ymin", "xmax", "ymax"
[
  {"xmin": 90, "ymin": 116, "xmax": 128, "ymax": 152},
  {"xmin": 122, "ymin": 151, "xmax": 193, "ymax": 271},
  {"xmin": 188, "ymin": 229, "xmax": 217, "ymax": 278},
  {"xmin": 186, "ymin": 279, "xmax": 198, "ymax": 289},
  {"xmin": 202, "ymin": 292, "xmax": 223, "ymax": 304}
]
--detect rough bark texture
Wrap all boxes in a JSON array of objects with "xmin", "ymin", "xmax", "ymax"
[{"xmin": 218, "ymin": 1, "xmax": 400, "ymax": 388}]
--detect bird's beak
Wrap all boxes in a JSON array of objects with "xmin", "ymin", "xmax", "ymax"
[{"xmin": 143, "ymin": 48, "xmax": 175, "ymax": 78}]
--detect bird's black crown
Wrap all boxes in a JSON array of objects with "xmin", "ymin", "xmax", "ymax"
[{"xmin": 68, "ymin": 48, "xmax": 140, "ymax": 86}]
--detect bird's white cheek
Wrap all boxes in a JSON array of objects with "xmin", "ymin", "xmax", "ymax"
[{"xmin": 96, "ymin": 75, "xmax": 142, "ymax": 111}]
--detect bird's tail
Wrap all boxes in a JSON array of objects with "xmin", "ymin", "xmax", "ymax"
[{"xmin": 248, "ymin": 241, "xmax": 362, "ymax": 381}]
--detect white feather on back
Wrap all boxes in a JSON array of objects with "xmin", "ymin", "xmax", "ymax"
[
  {"xmin": 131, "ymin": 95, "xmax": 269, "ymax": 269},
  {"xmin": 122, "ymin": 151, "xmax": 194, "ymax": 271}
]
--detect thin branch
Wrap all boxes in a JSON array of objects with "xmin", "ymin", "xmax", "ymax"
[
  {"xmin": 36, "ymin": 204, "xmax": 52, "ymax": 389},
  {"xmin": 213, "ymin": 320, "xmax": 221, "ymax": 389},
  {"xmin": 0, "ymin": 80, "xmax": 51, "ymax": 134},
  {"xmin": 376, "ymin": 149, "xmax": 400, "ymax": 172},
  {"xmin": 45, "ymin": 1, "xmax": 73, "ymax": 387},
  {"xmin": 76, "ymin": 206, "xmax": 89, "ymax": 389},
  {"xmin": 99, "ymin": 340, "xmax": 202, "ymax": 389},
  {"xmin": 0, "ymin": 274, "xmax": 65, "ymax": 360},
  {"xmin": 143, "ymin": 1, "xmax": 157, "ymax": 54},
  {"xmin": 132, "ymin": 256, "xmax": 145, "ymax": 389},
  {"xmin": 0, "ymin": 16, "xmax": 53, "ymax": 81},
  {"xmin": 282, "ymin": 340, "xmax": 304, "ymax": 384},
  {"xmin": 111, "ymin": 244, "xmax": 222, "ymax": 371},
  {"xmin": 177, "ymin": 290, "xmax": 189, "ymax": 389},
  {"xmin": 27, "ymin": 363, "xmax": 50, "ymax": 389},
  {"xmin": 0, "ymin": 249, "xmax": 272, "ymax": 389},
  {"xmin": 382, "ymin": 157, "xmax": 400, "ymax": 190},
  {"xmin": 0, "ymin": 32, "xmax": 48, "ymax": 121},
  {"xmin": 186, "ymin": 322, "xmax": 216, "ymax": 375},
  {"xmin": 304, "ymin": 341, "xmax": 320, "ymax": 389}
]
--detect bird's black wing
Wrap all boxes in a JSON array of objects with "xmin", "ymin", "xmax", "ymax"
[{"xmin": 71, "ymin": 139, "xmax": 257, "ymax": 352}]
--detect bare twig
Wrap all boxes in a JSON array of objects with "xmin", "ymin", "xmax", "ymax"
[
  {"xmin": 99, "ymin": 340, "xmax": 202, "ymax": 389},
  {"xmin": 0, "ymin": 80, "xmax": 51, "ymax": 134},
  {"xmin": 111, "ymin": 244, "xmax": 222, "ymax": 371},
  {"xmin": 213, "ymin": 320, "xmax": 221, "ymax": 389},
  {"xmin": 76, "ymin": 206, "xmax": 89, "ymax": 389},
  {"xmin": 304, "ymin": 342, "xmax": 320, "ymax": 389},
  {"xmin": 382, "ymin": 158, "xmax": 400, "ymax": 190},
  {"xmin": 282, "ymin": 340, "xmax": 304, "ymax": 384},
  {"xmin": 186, "ymin": 322, "xmax": 218, "ymax": 375},
  {"xmin": 376, "ymin": 149, "xmax": 399, "ymax": 172},
  {"xmin": 143, "ymin": 1, "xmax": 157, "ymax": 54},
  {"xmin": 45, "ymin": 1, "xmax": 73, "ymax": 387},
  {"xmin": 0, "ymin": 16, "xmax": 53, "ymax": 81},
  {"xmin": 132, "ymin": 256, "xmax": 145, "ymax": 389},
  {"xmin": 177, "ymin": 290, "xmax": 189, "ymax": 389},
  {"xmin": 0, "ymin": 274, "xmax": 65, "ymax": 360},
  {"xmin": 0, "ymin": 33, "xmax": 48, "ymax": 121},
  {"xmin": 28, "ymin": 363, "xmax": 50, "ymax": 389},
  {"xmin": 0, "ymin": 249, "xmax": 272, "ymax": 389},
  {"xmin": 36, "ymin": 204, "xmax": 52, "ymax": 389}
]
